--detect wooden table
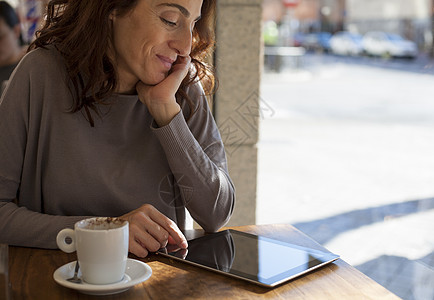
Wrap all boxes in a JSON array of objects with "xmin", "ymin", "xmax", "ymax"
[{"xmin": 6, "ymin": 224, "xmax": 400, "ymax": 299}]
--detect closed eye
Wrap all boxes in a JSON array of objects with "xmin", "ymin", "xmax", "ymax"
[{"xmin": 160, "ymin": 17, "xmax": 177, "ymax": 27}]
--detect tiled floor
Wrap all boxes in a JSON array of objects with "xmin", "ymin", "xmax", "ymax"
[
  {"xmin": 357, "ymin": 254, "xmax": 434, "ymax": 300},
  {"xmin": 292, "ymin": 204, "xmax": 434, "ymax": 300},
  {"xmin": 257, "ymin": 53, "xmax": 434, "ymax": 300}
]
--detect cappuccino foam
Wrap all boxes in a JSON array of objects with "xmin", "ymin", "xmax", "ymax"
[{"xmin": 83, "ymin": 217, "xmax": 126, "ymax": 230}]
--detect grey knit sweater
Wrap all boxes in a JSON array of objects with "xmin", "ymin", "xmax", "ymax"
[{"xmin": 0, "ymin": 46, "xmax": 234, "ymax": 249}]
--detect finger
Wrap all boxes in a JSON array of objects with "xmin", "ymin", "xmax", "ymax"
[
  {"xmin": 167, "ymin": 235, "xmax": 177, "ymax": 245},
  {"xmin": 130, "ymin": 216, "xmax": 167, "ymax": 251},
  {"xmin": 178, "ymin": 248, "xmax": 188, "ymax": 259},
  {"xmin": 159, "ymin": 56, "xmax": 191, "ymax": 91},
  {"xmin": 165, "ymin": 243, "xmax": 181, "ymax": 253},
  {"xmin": 148, "ymin": 209, "xmax": 188, "ymax": 249},
  {"xmin": 135, "ymin": 56, "xmax": 191, "ymax": 111},
  {"xmin": 136, "ymin": 56, "xmax": 190, "ymax": 100},
  {"xmin": 142, "ymin": 222, "xmax": 169, "ymax": 248},
  {"xmin": 129, "ymin": 236, "xmax": 149, "ymax": 258},
  {"xmin": 136, "ymin": 229, "xmax": 162, "ymax": 252},
  {"xmin": 162, "ymin": 220, "xmax": 188, "ymax": 249},
  {"xmin": 170, "ymin": 55, "xmax": 191, "ymax": 74}
]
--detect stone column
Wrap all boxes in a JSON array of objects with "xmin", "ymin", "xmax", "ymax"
[{"xmin": 214, "ymin": 0, "xmax": 263, "ymax": 226}]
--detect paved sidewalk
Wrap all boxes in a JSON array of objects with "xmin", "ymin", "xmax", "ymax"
[{"xmin": 256, "ymin": 55, "xmax": 434, "ymax": 300}]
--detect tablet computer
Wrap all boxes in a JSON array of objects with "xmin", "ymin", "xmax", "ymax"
[{"xmin": 156, "ymin": 229, "xmax": 339, "ymax": 287}]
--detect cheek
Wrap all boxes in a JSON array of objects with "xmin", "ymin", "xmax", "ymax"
[
  {"xmin": 0, "ymin": 41, "xmax": 10, "ymax": 54},
  {"xmin": 126, "ymin": 31, "xmax": 153, "ymax": 62},
  {"xmin": 112, "ymin": 17, "xmax": 142, "ymax": 55}
]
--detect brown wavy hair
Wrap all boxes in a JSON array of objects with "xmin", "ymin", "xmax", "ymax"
[{"xmin": 29, "ymin": 0, "xmax": 217, "ymax": 126}]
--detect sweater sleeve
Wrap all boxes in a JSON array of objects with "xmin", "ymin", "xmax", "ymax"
[
  {"xmin": 0, "ymin": 49, "xmax": 90, "ymax": 248},
  {"xmin": 152, "ymin": 83, "xmax": 235, "ymax": 232},
  {"xmin": 0, "ymin": 201, "xmax": 88, "ymax": 249}
]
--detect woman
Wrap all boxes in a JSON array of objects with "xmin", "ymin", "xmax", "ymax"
[
  {"xmin": 0, "ymin": 1, "xmax": 25, "ymax": 86},
  {"xmin": 0, "ymin": 0, "xmax": 235, "ymax": 258}
]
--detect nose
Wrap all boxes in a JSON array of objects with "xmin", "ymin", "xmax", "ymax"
[{"xmin": 169, "ymin": 28, "xmax": 193, "ymax": 56}]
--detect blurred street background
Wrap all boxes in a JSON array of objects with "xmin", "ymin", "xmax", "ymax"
[{"xmin": 258, "ymin": 1, "xmax": 434, "ymax": 299}]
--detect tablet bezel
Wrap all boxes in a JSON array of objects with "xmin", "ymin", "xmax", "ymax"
[{"xmin": 156, "ymin": 229, "xmax": 339, "ymax": 287}]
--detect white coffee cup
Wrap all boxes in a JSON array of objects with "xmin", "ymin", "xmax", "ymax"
[{"xmin": 56, "ymin": 217, "xmax": 129, "ymax": 285}]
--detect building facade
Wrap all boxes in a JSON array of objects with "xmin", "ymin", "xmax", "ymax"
[
  {"xmin": 346, "ymin": 0, "xmax": 431, "ymax": 48},
  {"xmin": 263, "ymin": 0, "xmax": 432, "ymax": 49}
]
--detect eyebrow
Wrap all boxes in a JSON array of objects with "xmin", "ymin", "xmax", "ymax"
[{"xmin": 158, "ymin": 3, "xmax": 201, "ymax": 21}]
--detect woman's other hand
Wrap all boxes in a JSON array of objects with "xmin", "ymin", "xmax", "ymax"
[
  {"xmin": 136, "ymin": 55, "xmax": 191, "ymax": 127},
  {"xmin": 120, "ymin": 204, "xmax": 188, "ymax": 258}
]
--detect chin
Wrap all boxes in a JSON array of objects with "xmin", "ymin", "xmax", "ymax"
[{"xmin": 144, "ymin": 72, "xmax": 169, "ymax": 86}]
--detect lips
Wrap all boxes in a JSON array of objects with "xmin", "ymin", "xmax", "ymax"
[{"xmin": 157, "ymin": 55, "xmax": 175, "ymax": 70}]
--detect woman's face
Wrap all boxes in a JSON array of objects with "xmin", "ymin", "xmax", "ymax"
[{"xmin": 110, "ymin": 0, "xmax": 203, "ymax": 94}]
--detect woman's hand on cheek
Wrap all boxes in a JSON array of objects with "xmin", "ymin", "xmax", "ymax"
[{"xmin": 136, "ymin": 56, "xmax": 191, "ymax": 127}]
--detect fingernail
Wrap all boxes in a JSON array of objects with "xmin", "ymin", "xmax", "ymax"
[{"xmin": 181, "ymin": 241, "xmax": 188, "ymax": 249}]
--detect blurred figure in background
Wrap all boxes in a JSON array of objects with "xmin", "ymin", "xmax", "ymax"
[
  {"xmin": 263, "ymin": 20, "xmax": 279, "ymax": 47},
  {"xmin": 263, "ymin": 20, "xmax": 280, "ymax": 71},
  {"xmin": 0, "ymin": 1, "xmax": 25, "ymax": 87}
]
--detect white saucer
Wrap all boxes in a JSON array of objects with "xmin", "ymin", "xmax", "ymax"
[{"xmin": 53, "ymin": 259, "xmax": 152, "ymax": 296}]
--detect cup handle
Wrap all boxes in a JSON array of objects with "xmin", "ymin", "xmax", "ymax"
[{"xmin": 56, "ymin": 228, "xmax": 76, "ymax": 253}]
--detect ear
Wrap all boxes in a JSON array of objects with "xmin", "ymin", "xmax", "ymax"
[
  {"xmin": 109, "ymin": 10, "xmax": 117, "ymax": 21},
  {"xmin": 13, "ymin": 24, "xmax": 21, "ymax": 39}
]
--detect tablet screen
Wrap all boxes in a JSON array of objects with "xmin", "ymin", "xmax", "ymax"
[{"xmin": 157, "ymin": 229, "xmax": 339, "ymax": 287}]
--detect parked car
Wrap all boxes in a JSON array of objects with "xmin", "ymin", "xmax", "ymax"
[
  {"xmin": 293, "ymin": 32, "xmax": 306, "ymax": 47},
  {"xmin": 301, "ymin": 32, "xmax": 332, "ymax": 52},
  {"xmin": 362, "ymin": 31, "xmax": 418, "ymax": 59},
  {"xmin": 329, "ymin": 31, "xmax": 364, "ymax": 56}
]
